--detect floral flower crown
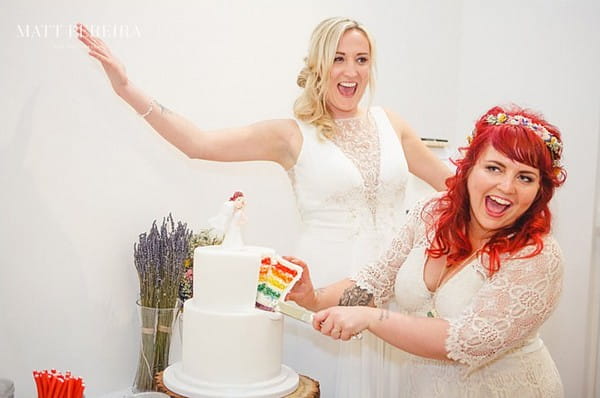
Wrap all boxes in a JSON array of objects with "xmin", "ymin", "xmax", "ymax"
[{"xmin": 469, "ymin": 112, "xmax": 563, "ymax": 167}]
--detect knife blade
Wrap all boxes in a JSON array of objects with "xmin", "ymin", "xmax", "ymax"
[{"xmin": 275, "ymin": 301, "xmax": 314, "ymax": 324}]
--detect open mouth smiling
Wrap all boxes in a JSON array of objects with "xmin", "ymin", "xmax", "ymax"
[
  {"xmin": 485, "ymin": 195, "xmax": 512, "ymax": 217},
  {"xmin": 338, "ymin": 81, "xmax": 357, "ymax": 96}
]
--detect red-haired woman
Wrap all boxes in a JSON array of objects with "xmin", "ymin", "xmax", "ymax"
[{"xmin": 287, "ymin": 105, "xmax": 566, "ymax": 397}]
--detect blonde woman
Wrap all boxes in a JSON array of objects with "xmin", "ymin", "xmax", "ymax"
[{"xmin": 78, "ymin": 17, "xmax": 451, "ymax": 397}]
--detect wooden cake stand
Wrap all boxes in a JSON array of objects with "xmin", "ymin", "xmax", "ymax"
[{"xmin": 155, "ymin": 371, "xmax": 320, "ymax": 398}]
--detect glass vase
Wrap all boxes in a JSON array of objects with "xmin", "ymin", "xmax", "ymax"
[{"xmin": 132, "ymin": 300, "xmax": 182, "ymax": 392}]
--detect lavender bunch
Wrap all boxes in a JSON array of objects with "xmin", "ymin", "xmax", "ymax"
[
  {"xmin": 134, "ymin": 214, "xmax": 193, "ymax": 309},
  {"xmin": 132, "ymin": 214, "xmax": 193, "ymax": 391}
]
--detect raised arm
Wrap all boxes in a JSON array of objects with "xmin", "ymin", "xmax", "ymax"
[
  {"xmin": 385, "ymin": 108, "xmax": 453, "ymax": 191},
  {"xmin": 76, "ymin": 24, "xmax": 301, "ymax": 169}
]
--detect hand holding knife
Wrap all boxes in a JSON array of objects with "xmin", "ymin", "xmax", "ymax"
[{"xmin": 275, "ymin": 301, "xmax": 363, "ymax": 340}]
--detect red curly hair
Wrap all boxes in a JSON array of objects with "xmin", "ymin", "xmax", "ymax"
[{"xmin": 426, "ymin": 105, "xmax": 567, "ymax": 275}]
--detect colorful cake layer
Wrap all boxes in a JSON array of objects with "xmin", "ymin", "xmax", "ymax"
[{"xmin": 256, "ymin": 256, "xmax": 302, "ymax": 311}]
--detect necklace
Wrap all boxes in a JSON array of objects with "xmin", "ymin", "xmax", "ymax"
[{"xmin": 426, "ymin": 249, "xmax": 481, "ymax": 318}]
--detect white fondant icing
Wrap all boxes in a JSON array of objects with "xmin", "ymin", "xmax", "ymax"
[
  {"xmin": 181, "ymin": 301, "xmax": 282, "ymax": 383},
  {"xmin": 192, "ymin": 246, "xmax": 274, "ymax": 312}
]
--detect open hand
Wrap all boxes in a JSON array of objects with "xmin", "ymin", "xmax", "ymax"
[{"xmin": 76, "ymin": 23, "xmax": 128, "ymax": 91}]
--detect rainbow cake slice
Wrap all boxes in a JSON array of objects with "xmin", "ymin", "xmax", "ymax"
[{"xmin": 256, "ymin": 256, "xmax": 302, "ymax": 311}]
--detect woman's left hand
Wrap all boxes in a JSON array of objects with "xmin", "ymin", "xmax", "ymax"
[
  {"xmin": 313, "ymin": 306, "xmax": 377, "ymax": 341},
  {"xmin": 283, "ymin": 256, "xmax": 319, "ymax": 309}
]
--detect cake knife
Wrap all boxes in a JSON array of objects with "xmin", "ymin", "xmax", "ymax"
[{"xmin": 275, "ymin": 301, "xmax": 362, "ymax": 340}]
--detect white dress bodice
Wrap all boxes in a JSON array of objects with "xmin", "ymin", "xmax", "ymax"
[
  {"xmin": 393, "ymin": 246, "xmax": 488, "ymax": 318},
  {"xmin": 288, "ymin": 106, "xmax": 409, "ymax": 285}
]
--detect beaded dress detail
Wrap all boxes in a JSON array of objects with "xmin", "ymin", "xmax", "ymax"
[{"xmin": 329, "ymin": 115, "xmax": 380, "ymax": 224}]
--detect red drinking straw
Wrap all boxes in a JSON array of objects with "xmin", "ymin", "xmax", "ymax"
[
  {"xmin": 75, "ymin": 379, "xmax": 85, "ymax": 398},
  {"xmin": 69, "ymin": 378, "xmax": 77, "ymax": 398},
  {"xmin": 53, "ymin": 378, "xmax": 65, "ymax": 398},
  {"xmin": 65, "ymin": 375, "xmax": 73, "ymax": 398},
  {"xmin": 42, "ymin": 372, "xmax": 51, "ymax": 398},
  {"xmin": 33, "ymin": 372, "xmax": 42, "ymax": 398},
  {"xmin": 46, "ymin": 375, "xmax": 57, "ymax": 398}
]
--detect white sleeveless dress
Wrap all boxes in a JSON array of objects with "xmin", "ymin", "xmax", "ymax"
[{"xmin": 284, "ymin": 107, "xmax": 409, "ymax": 397}]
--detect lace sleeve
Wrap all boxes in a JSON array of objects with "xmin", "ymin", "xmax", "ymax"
[
  {"xmin": 445, "ymin": 235, "xmax": 564, "ymax": 369},
  {"xmin": 352, "ymin": 195, "xmax": 436, "ymax": 307}
]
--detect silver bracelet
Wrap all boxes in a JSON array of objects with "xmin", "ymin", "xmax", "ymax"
[{"xmin": 138, "ymin": 100, "xmax": 155, "ymax": 118}]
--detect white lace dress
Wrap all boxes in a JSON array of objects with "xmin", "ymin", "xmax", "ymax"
[
  {"xmin": 284, "ymin": 107, "xmax": 409, "ymax": 398},
  {"xmin": 354, "ymin": 196, "xmax": 564, "ymax": 398}
]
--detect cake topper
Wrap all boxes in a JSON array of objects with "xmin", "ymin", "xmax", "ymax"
[{"xmin": 208, "ymin": 191, "xmax": 247, "ymax": 248}]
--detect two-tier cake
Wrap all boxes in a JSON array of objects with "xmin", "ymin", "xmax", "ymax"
[{"xmin": 163, "ymin": 193, "xmax": 300, "ymax": 397}]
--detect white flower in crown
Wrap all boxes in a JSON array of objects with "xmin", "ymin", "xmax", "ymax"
[{"xmin": 485, "ymin": 113, "xmax": 509, "ymax": 125}]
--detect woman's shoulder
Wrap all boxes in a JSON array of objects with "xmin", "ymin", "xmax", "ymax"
[
  {"xmin": 500, "ymin": 234, "xmax": 564, "ymax": 276},
  {"xmin": 513, "ymin": 234, "xmax": 563, "ymax": 258},
  {"xmin": 376, "ymin": 106, "xmax": 405, "ymax": 122},
  {"xmin": 286, "ymin": 116, "xmax": 318, "ymax": 136},
  {"xmin": 369, "ymin": 106, "xmax": 397, "ymax": 124},
  {"xmin": 541, "ymin": 234, "xmax": 562, "ymax": 251},
  {"xmin": 536, "ymin": 234, "xmax": 564, "ymax": 265},
  {"xmin": 373, "ymin": 107, "xmax": 412, "ymax": 138},
  {"xmin": 405, "ymin": 191, "xmax": 446, "ymax": 226},
  {"xmin": 412, "ymin": 191, "xmax": 446, "ymax": 212}
]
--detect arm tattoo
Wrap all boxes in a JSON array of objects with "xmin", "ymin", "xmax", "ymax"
[
  {"xmin": 339, "ymin": 285, "xmax": 373, "ymax": 306},
  {"xmin": 378, "ymin": 309, "xmax": 390, "ymax": 321},
  {"xmin": 154, "ymin": 101, "xmax": 171, "ymax": 115}
]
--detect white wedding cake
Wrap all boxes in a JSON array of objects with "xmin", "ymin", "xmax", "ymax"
[{"xmin": 163, "ymin": 193, "xmax": 300, "ymax": 398}]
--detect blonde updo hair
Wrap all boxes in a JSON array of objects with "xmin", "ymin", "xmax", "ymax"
[{"xmin": 293, "ymin": 17, "xmax": 377, "ymax": 139}]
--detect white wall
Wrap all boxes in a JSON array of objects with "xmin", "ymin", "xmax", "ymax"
[{"xmin": 0, "ymin": 1, "xmax": 598, "ymax": 397}]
